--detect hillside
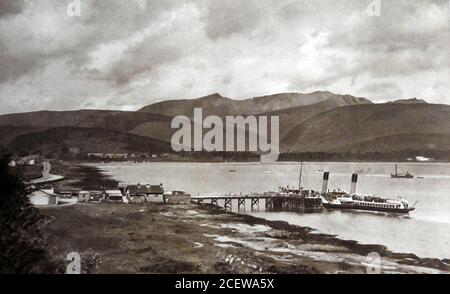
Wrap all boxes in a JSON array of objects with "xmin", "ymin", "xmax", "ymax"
[
  {"xmin": 138, "ymin": 91, "xmax": 371, "ymax": 117},
  {"xmin": 281, "ymin": 103, "xmax": 450, "ymax": 153},
  {"xmin": 263, "ymin": 96, "xmax": 370, "ymax": 138},
  {"xmin": 0, "ymin": 110, "xmax": 171, "ymax": 133},
  {"xmin": 0, "ymin": 92, "xmax": 372, "ymax": 149},
  {"xmin": 2, "ymin": 92, "xmax": 449, "ymax": 160},
  {"xmin": 388, "ymin": 98, "xmax": 428, "ymax": 104},
  {"xmin": 7, "ymin": 127, "xmax": 173, "ymax": 156},
  {"xmin": 132, "ymin": 91, "xmax": 371, "ymax": 144},
  {"xmin": 337, "ymin": 133, "xmax": 450, "ymax": 153},
  {"xmin": 0, "ymin": 126, "xmax": 46, "ymax": 147},
  {"xmin": 0, "ymin": 110, "xmax": 175, "ymax": 152}
]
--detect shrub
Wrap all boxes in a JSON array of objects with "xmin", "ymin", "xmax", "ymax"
[{"xmin": 0, "ymin": 150, "xmax": 58, "ymax": 273}]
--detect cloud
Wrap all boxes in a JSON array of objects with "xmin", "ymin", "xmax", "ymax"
[
  {"xmin": 0, "ymin": 0, "xmax": 26, "ymax": 18},
  {"xmin": 0, "ymin": 0, "xmax": 449, "ymax": 114},
  {"xmin": 358, "ymin": 82, "xmax": 403, "ymax": 101},
  {"xmin": 204, "ymin": 0, "xmax": 263, "ymax": 40}
]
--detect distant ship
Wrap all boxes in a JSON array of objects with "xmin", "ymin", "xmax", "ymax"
[
  {"xmin": 321, "ymin": 173, "xmax": 416, "ymax": 214},
  {"xmin": 391, "ymin": 164, "xmax": 414, "ymax": 178}
]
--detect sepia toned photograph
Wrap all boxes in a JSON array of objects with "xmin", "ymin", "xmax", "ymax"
[{"xmin": 0, "ymin": 0, "xmax": 449, "ymax": 284}]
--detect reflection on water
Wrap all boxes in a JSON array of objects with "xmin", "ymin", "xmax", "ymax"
[{"xmin": 96, "ymin": 161, "xmax": 450, "ymax": 259}]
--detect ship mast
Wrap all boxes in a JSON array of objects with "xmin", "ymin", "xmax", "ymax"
[{"xmin": 299, "ymin": 162, "xmax": 303, "ymax": 192}]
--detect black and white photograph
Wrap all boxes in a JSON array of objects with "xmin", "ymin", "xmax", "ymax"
[{"xmin": 0, "ymin": 0, "xmax": 449, "ymax": 284}]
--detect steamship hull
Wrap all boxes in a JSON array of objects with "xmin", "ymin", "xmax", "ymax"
[
  {"xmin": 391, "ymin": 174, "xmax": 414, "ymax": 179},
  {"xmin": 304, "ymin": 197, "xmax": 324, "ymax": 212},
  {"xmin": 320, "ymin": 172, "xmax": 415, "ymax": 214},
  {"xmin": 323, "ymin": 202, "xmax": 415, "ymax": 214}
]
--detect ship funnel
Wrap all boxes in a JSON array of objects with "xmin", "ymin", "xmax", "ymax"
[
  {"xmin": 350, "ymin": 173, "xmax": 358, "ymax": 194},
  {"xmin": 322, "ymin": 172, "xmax": 329, "ymax": 194}
]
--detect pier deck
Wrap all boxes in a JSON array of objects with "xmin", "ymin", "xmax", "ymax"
[{"xmin": 191, "ymin": 194, "xmax": 323, "ymax": 213}]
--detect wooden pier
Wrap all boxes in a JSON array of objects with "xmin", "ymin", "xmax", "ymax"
[{"xmin": 191, "ymin": 193, "xmax": 323, "ymax": 213}]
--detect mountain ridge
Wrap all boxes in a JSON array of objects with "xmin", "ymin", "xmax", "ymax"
[
  {"xmin": 137, "ymin": 91, "xmax": 372, "ymax": 117},
  {"xmin": 1, "ymin": 91, "xmax": 449, "ymax": 160}
]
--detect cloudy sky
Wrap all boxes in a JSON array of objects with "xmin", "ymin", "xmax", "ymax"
[{"xmin": 0, "ymin": 0, "xmax": 449, "ymax": 114}]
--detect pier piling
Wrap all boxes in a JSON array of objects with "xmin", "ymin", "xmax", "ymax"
[{"xmin": 193, "ymin": 193, "xmax": 322, "ymax": 213}]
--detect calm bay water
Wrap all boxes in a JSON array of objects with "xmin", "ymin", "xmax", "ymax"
[{"xmin": 95, "ymin": 161, "xmax": 450, "ymax": 259}]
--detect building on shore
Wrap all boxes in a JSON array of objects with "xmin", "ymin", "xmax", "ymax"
[
  {"xmin": 105, "ymin": 190, "xmax": 127, "ymax": 203},
  {"xmin": 54, "ymin": 187, "xmax": 82, "ymax": 198},
  {"xmin": 164, "ymin": 190, "xmax": 191, "ymax": 204},
  {"xmin": 89, "ymin": 191, "xmax": 105, "ymax": 202},
  {"xmin": 126, "ymin": 183, "xmax": 164, "ymax": 203},
  {"xmin": 29, "ymin": 188, "xmax": 58, "ymax": 206},
  {"xmin": 87, "ymin": 153, "xmax": 130, "ymax": 160},
  {"xmin": 78, "ymin": 191, "xmax": 91, "ymax": 202}
]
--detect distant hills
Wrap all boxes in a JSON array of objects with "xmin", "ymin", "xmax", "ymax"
[
  {"xmin": 7, "ymin": 127, "xmax": 172, "ymax": 155},
  {"xmin": 1, "ymin": 91, "xmax": 449, "ymax": 161},
  {"xmin": 281, "ymin": 103, "xmax": 450, "ymax": 153},
  {"xmin": 138, "ymin": 91, "xmax": 371, "ymax": 117},
  {"xmin": 0, "ymin": 110, "xmax": 171, "ymax": 133},
  {"xmin": 388, "ymin": 98, "xmax": 428, "ymax": 104},
  {"xmin": 134, "ymin": 91, "xmax": 371, "ymax": 143}
]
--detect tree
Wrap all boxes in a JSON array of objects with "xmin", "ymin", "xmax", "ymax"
[{"xmin": 0, "ymin": 150, "xmax": 58, "ymax": 273}]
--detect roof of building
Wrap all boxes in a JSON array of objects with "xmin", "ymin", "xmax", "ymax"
[
  {"xmin": 127, "ymin": 184, "xmax": 164, "ymax": 195},
  {"xmin": 105, "ymin": 190, "xmax": 123, "ymax": 196},
  {"xmin": 54, "ymin": 187, "xmax": 82, "ymax": 193}
]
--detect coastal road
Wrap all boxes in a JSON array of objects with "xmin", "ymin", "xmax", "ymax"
[
  {"xmin": 29, "ymin": 161, "xmax": 64, "ymax": 184},
  {"xmin": 42, "ymin": 161, "xmax": 51, "ymax": 177}
]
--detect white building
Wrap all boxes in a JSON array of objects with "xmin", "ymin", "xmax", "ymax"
[{"xmin": 416, "ymin": 156, "xmax": 432, "ymax": 162}]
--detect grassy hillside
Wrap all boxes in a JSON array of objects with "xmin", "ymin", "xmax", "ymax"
[
  {"xmin": 264, "ymin": 96, "xmax": 370, "ymax": 138},
  {"xmin": 282, "ymin": 103, "xmax": 450, "ymax": 153},
  {"xmin": 0, "ymin": 110, "xmax": 171, "ymax": 133},
  {"xmin": 335, "ymin": 133, "xmax": 450, "ymax": 153},
  {"xmin": 0, "ymin": 126, "xmax": 46, "ymax": 147},
  {"xmin": 129, "ymin": 120, "xmax": 175, "ymax": 143},
  {"xmin": 0, "ymin": 110, "xmax": 174, "ymax": 152},
  {"xmin": 7, "ymin": 127, "xmax": 173, "ymax": 156}
]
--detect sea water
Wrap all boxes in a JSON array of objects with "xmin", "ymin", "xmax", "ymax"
[{"xmin": 96, "ymin": 161, "xmax": 450, "ymax": 259}]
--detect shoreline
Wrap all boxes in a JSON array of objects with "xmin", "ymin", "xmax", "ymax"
[
  {"xmin": 92, "ymin": 160, "xmax": 449, "ymax": 265},
  {"xmin": 41, "ymin": 201, "xmax": 450, "ymax": 274},
  {"xmin": 39, "ymin": 160, "xmax": 450, "ymax": 273},
  {"xmin": 64, "ymin": 158, "xmax": 450, "ymax": 164},
  {"xmin": 234, "ymin": 210, "xmax": 450, "ymax": 271}
]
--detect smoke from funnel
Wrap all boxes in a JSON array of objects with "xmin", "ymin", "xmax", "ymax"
[
  {"xmin": 322, "ymin": 172, "xmax": 329, "ymax": 194},
  {"xmin": 350, "ymin": 173, "xmax": 358, "ymax": 194}
]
